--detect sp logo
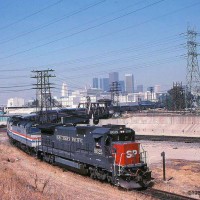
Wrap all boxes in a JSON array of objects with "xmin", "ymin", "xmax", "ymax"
[{"xmin": 126, "ymin": 150, "xmax": 137, "ymax": 158}]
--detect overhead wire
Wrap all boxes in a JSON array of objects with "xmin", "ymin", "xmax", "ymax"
[
  {"xmin": 0, "ymin": 0, "xmax": 197, "ymax": 68},
  {"xmin": 0, "ymin": 1, "xmax": 197, "ymax": 95},
  {"xmin": 56, "ymin": 55, "xmax": 182, "ymax": 80},
  {"xmin": 0, "ymin": 33, "xmax": 183, "ymax": 71},
  {"xmin": 0, "ymin": 0, "xmax": 165, "ymax": 60},
  {"xmin": 5, "ymin": 0, "xmax": 147, "ymax": 54},
  {"xmin": 0, "ymin": 0, "xmax": 64, "ymax": 31},
  {"xmin": 0, "ymin": 40, "xmax": 184, "ymax": 79},
  {"xmin": 54, "ymin": 43, "xmax": 183, "ymax": 73},
  {"xmin": 38, "ymin": 0, "xmax": 200, "ymax": 59},
  {"xmin": 0, "ymin": 0, "xmax": 106, "ymax": 45}
]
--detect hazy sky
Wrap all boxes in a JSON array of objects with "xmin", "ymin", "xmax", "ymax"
[{"xmin": 0, "ymin": 0, "xmax": 200, "ymax": 104}]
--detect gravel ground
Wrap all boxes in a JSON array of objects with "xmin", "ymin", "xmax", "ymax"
[
  {"xmin": 140, "ymin": 140, "xmax": 200, "ymax": 199},
  {"xmin": 140, "ymin": 140, "xmax": 200, "ymax": 164}
]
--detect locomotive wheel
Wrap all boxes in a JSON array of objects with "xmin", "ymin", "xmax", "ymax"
[
  {"xmin": 107, "ymin": 175, "xmax": 112, "ymax": 183},
  {"xmin": 90, "ymin": 172, "xmax": 96, "ymax": 179},
  {"xmin": 49, "ymin": 155, "xmax": 55, "ymax": 164},
  {"xmin": 89, "ymin": 167, "xmax": 96, "ymax": 179}
]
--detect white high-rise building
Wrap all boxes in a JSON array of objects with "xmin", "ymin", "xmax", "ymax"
[
  {"xmin": 61, "ymin": 82, "xmax": 68, "ymax": 97},
  {"xmin": 125, "ymin": 74, "xmax": 134, "ymax": 93}
]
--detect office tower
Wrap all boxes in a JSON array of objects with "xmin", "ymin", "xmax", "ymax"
[
  {"xmin": 92, "ymin": 77, "xmax": 98, "ymax": 88},
  {"xmin": 100, "ymin": 78, "xmax": 109, "ymax": 92},
  {"xmin": 119, "ymin": 80, "xmax": 125, "ymax": 93},
  {"xmin": 109, "ymin": 72, "xmax": 119, "ymax": 84},
  {"xmin": 125, "ymin": 74, "xmax": 134, "ymax": 93},
  {"xmin": 137, "ymin": 85, "xmax": 143, "ymax": 93}
]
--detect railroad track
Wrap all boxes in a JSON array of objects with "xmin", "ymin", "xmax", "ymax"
[
  {"xmin": 136, "ymin": 135, "xmax": 200, "ymax": 143},
  {"xmin": 137, "ymin": 188, "xmax": 197, "ymax": 200}
]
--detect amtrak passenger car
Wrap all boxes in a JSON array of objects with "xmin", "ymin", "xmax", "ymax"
[{"xmin": 7, "ymin": 115, "xmax": 41, "ymax": 151}]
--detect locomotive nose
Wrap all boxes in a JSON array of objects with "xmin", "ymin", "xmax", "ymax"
[{"xmin": 112, "ymin": 142, "xmax": 140, "ymax": 166}]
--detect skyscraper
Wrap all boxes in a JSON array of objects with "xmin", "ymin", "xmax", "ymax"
[
  {"xmin": 61, "ymin": 82, "xmax": 68, "ymax": 97},
  {"xmin": 119, "ymin": 80, "xmax": 125, "ymax": 93},
  {"xmin": 92, "ymin": 77, "xmax": 98, "ymax": 88},
  {"xmin": 100, "ymin": 78, "xmax": 109, "ymax": 92},
  {"xmin": 137, "ymin": 85, "xmax": 143, "ymax": 93},
  {"xmin": 125, "ymin": 74, "xmax": 134, "ymax": 93},
  {"xmin": 109, "ymin": 72, "xmax": 119, "ymax": 85}
]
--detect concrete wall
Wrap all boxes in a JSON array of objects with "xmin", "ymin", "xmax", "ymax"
[{"xmin": 99, "ymin": 115, "xmax": 200, "ymax": 137}]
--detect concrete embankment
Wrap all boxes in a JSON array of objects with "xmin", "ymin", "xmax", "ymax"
[{"xmin": 99, "ymin": 114, "xmax": 200, "ymax": 137}]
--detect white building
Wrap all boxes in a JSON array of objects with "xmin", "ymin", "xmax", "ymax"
[
  {"xmin": 61, "ymin": 82, "xmax": 68, "ymax": 97},
  {"xmin": 154, "ymin": 85, "xmax": 161, "ymax": 93},
  {"xmin": 7, "ymin": 97, "xmax": 25, "ymax": 107}
]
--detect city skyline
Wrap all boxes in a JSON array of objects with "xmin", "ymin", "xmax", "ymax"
[
  {"xmin": 0, "ymin": 0, "xmax": 200, "ymax": 104},
  {"xmin": 91, "ymin": 72, "xmax": 161, "ymax": 93}
]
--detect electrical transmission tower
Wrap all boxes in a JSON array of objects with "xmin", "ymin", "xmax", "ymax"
[
  {"xmin": 32, "ymin": 69, "xmax": 55, "ymax": 122},
  {"xmin": 186, "ymin": 27, "xmax": 200, "ymax": 108},
  {"xmin": 110, "ymin": 81, "xmax": 120, "ymax": 106}
]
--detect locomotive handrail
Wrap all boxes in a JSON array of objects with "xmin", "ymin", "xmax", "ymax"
[
  {"xmin": 140, "ymin": 150, "xmax": 147, "ymax": 163},
  {"xmin": 118, "ymin": 152, "xmax": 126, "ymax": 176},
  {"xmin": 113, "ymin": 152, "xmax": 117, "ymax": 176}
]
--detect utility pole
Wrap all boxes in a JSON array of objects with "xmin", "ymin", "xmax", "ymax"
[
  {"xmin": 186, "ymin": 27, "xmax": 200, "ymax": 109},
  {"xmin": 31, "ymin": 69, "xmax": 55, "ymax": 123}
]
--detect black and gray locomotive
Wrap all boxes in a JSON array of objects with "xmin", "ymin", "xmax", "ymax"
[{"xmin": 37, "ymin": 124, "xmax": 152, "ymax": 189}]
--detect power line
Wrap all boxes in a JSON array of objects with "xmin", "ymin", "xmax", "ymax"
[
  {"xmin": 55, "ymin": 44, "xmax": 183, "ymax": 73},
  {"xmin": 0, "ymin": 0, "xmax": 64, "ymax": 31},
  {"xmin": 5, "ymin": 0, "xmax": 146, "ymax": 53},
  {"xmin": 0, "ymin": 0, "xmax": 196, "ymax": 65},
  {"xmin": 0, "ymin": 33, "xmax": 182, "ymax": 70},
  {"xmin": 0, "ymin": 43, "xmax": 183, "ymax": 81},
  {"xmin": 0, "ymin": 0, "xmax": 165, "ymax": 60},
  {"xmin": 55, "ymin": 55, "xmax": 182, "ymax": 80},
  {"xmin": 0, "ymin": 88, "xmax": 32, "ymax": 93},
  {"xmin": 0, "ymin": 85, "xmax": 31, "ymax": 89},
  {"xmin": 0, "ymin": 2, "xmax": 196, "ymax": 65},
  {"xmin": 0, "ymin": 42, "xmax": 183, "ymax": 80},
  {"xmin": 0, "ymin": 0, "xmax": 106, "ymax": 45}
]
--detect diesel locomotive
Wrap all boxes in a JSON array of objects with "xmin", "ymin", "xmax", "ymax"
[{"xmin": 7, "ymin": 112, "xmax": 153, "ymax": 189}]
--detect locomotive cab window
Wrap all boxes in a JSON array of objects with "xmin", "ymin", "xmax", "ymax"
[
  {"xmin": 105, "ymin": 136, "xmax": 111, "ymax": 146},
  {"xmin": 94, "ymin": 138, "xmax": 101, "ymax": 148},
  {"xmin": 111, "ymin": 133, "xmax": 135, "ymax": 142},
  {"xmin": 93, "ymin": 134, "xmax": 103, "ymax": 148}
]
